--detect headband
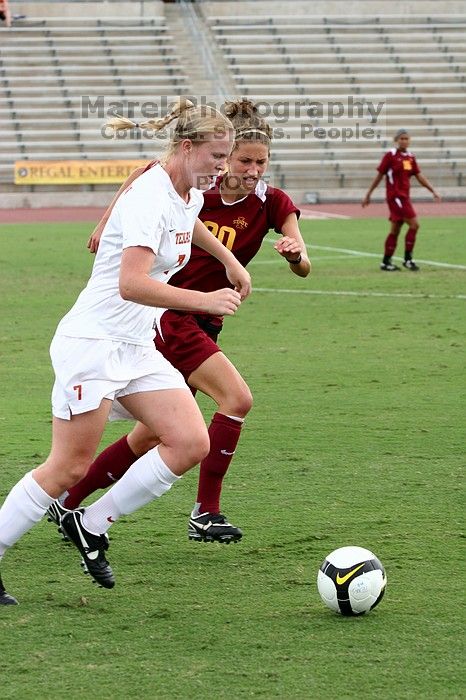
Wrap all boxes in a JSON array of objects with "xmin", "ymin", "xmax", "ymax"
[{"xmin": 236, "ymin": 128, "xmax": 270, "ymax": 139}]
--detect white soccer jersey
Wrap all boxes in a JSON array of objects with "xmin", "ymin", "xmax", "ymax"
[{"xmin": 56, "ymin": 164, "xmax": 203, "ymax": 346}]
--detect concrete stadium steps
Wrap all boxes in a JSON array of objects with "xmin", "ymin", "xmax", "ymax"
[
  {"xmin": 231, "ymin": 68, "xmax": 465, "ymax": 83},
  {"xmin": 2, "ymin": 56, "xmax": 184, "ymax": 72},
  {"xmin": 269, "ymin": 154, "xmax": 466, "ymax": 168},
  {"xmin": 270, "ymin": 136, "xmax": 466, "ymax": 150},
  {"xmin": 0, "ymin": 16, "xmax": 193, "ymax": 186},
  {"xmin": 228, "ymin": 61, "xmax": 466, "ymax": 77},
  {"xmin": 206, "ymin": 12, "xmax": 466, "ymax": 197},
  {"xmin": 3, "ymin": 38, "xmax": 173, "ymax": 52},
  {"xmin": 232, "ymin": 73, "xmax": 466, "ymax": 88},
  {"xmin": 0, "ymin": 128, "xmax": 171, "ymax": 151},
  {"xmin": 3, "ymin": 43, "xmax": 176, "ymax": 58},
  {"xmin": 1, "ymin": 143, "xmax": 151, "ymax": 159},
  {"xmin": 4, "ymin": 20, "xmax": 168, "ymax": 37},
  {"xmin": 270, "ymin": 159, "xmax": 465, "ymax": 184},
  {"xmin": 209, "ymin": 16, "xmax": 466, "ymax": 30},
  {"xmin": 268, "ymin": 122, "xmax": 466, "ymax": 137},
  {"xmin": 269, "ymin": 140, "xmax": 466, "ymax": 155},
  {"xmin": 231, "ymin": 92, "xmax": 464, "ymax": 105},
  {"xmin": 236, "ymin": 81, "xmax": 464, "ymax": 95},
  {"xmin": 2, "ymin": 9, "xmax": 466, "ymax": 200},
  {"xmin": 215, "ymin": 37, "xmax": 466, "ymax": 53},
  {"xmin": 227, "ymin": 54, "xmax": 466, "ymax": 66},
  {"xmin": 1, "ymin": 80, "xmax": 188, "ymax": 96}
]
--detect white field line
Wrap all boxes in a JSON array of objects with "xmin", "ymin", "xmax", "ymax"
[
  {"xmin": 264, "ymin": 239, "xmax": 466, "ymax": 270},
  {"xmin": 300, "ymin": 210, "xmax": 351, "ymax": 220},
  {"xmin": 253, "ymin": 288, "xmax": 466, "ymax": 301},
  {"xmin": 311, "ymin": 244, "xmax": 466, "ymax": 270}
]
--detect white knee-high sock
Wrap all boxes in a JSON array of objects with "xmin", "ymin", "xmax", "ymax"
[
  {"xmin": 82, "ymin": 447, "xmax": 180, "ymax": 534},
  {"xmin": 0, "ymin": 471, "xmax": 54, "ymax": 557}
]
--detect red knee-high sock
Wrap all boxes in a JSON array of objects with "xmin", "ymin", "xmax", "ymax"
[
  {"xmin": 196, "ymin": 412, "xmax": 244, "ymax": 514},
  {"xmin": 404, "ymin": 228, "xmax": 417, "ymax": 255},
  {"xmin": 384, "ymin": 231, "xmax": 399, "ymax": 258},
  {"xmin": 64, "ymin": 435, "xmax": 138, "ymax": 508}
]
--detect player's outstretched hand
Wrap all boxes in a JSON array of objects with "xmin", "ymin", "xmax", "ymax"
[
  {"xmin": 361, "ymin": 195, "xmax": 370, "ymax": 208},
  {"xmin": 224, "ymin": 260, "xmax": 252, "ymax": 300},
  {"xmin": 274, "ymin": 236, "xmax": 302, "ymax": 261},
  {"xmin": 433, "ymin": 192, "xmax": 442, "ymax": 203},
  {"xmin": 203, "ymin": 288, "xmax": 242, "ymax": 316}
]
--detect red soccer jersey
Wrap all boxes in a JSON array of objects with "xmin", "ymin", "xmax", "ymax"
[
  {"xmin": 377, "ymin": 148, "xmax": 420, "ymax": 199},
  {"xmin": 170, "ymin": 177, "xmax": 300, "ymax": 294}
]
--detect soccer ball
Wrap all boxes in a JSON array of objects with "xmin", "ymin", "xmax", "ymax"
[{"xmin": 317, "ymin": 546, "xmax": 387, "ymax": 616}]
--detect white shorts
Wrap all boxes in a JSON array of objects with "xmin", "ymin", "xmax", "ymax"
[{"xmin": 50, "ymin": 335, "xmax": 188, "ymax": 421}]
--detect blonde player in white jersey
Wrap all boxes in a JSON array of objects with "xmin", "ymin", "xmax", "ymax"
[{"xmin": 0, "ymin": 100, "xmax": 251, "ymax": 604}]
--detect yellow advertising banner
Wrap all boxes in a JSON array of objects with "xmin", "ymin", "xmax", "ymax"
[{"xmin": 14, "ymin": 159, "xmax": 150, "ymax": 185}]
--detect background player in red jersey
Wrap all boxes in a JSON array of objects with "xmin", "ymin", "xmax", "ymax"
[
  {"xmin": 0, "ymin": 0, "xmax": 11, "ymax": 27},
  {"xmin": 362, "ymin": 128, "xmax": 441, "ymax": 271},
  {"xmin": 48, "ymin": 99, "xmax": 310, "ymax": 544}
]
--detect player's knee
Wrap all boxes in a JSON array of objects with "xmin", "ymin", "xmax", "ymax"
[
  {"xmin": 170, "ymin": 428, "xmax": 210, "ymax": 468},
  {"xmin": 164, "ymin": 424, "xmax": 210, "ymax": 470},
  {"xmin": 131, "ymin": 432, "xmax": 160, "ymax": 456},
  {"xmin": 234, "ymin": 386, "xmax": 253, "ymax": 416},
  {"xmin": 189, "ymin": 431, "xmax": 210, "ymax": 464},
  {"xmin": 56, "ymin": 458, "xmax": 91, "ymax": 489},
  {"xmin": 222, "ymin": 385, "xmax": 253, "ymax": 417}
]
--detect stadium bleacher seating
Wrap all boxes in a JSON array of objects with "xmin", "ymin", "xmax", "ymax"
[
  {"xmin": 206, "ymin": 12, "xmax": 466, "ymax": 198},
  {"xmin": 1, "ymin": 2, "xmax": 465, "ymax": 202},
  {"xmin": 0, "ymin": 15, "xmax": 191, "ymax": 191}
]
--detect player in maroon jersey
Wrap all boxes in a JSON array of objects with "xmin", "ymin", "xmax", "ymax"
[
  {"xmin": 48, "ymin": 99, "xmax": 310, "ymax": 544},
  {"xmin": 0, "ymin": 0, "xmax": 11, "ymax": 27},
  {"xmin": 362, "ymin": 129, "xmax": 441, "ymax": 271}
]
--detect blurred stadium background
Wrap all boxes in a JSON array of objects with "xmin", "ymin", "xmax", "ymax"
[{"xmin": 1, "ymin": 0, "xmax": 465, "ymax": 208}]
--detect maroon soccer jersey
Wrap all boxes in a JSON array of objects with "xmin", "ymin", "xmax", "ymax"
[
  {"xmin": 377, "ymin": 148, "xmax": 420, "ymax": 199},
  {"xmin": 170, "ymin": 177, "xmax": 300, "ymax": 294}
]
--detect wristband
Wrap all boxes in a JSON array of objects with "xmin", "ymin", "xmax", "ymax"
[{"xmin": 285, "ymin": 254, "xmax": 302, "ymax": 264}]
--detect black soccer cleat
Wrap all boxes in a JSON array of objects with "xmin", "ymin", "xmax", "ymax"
[
  {"xmin": 403, "ymin": 259, "xmax": 420, "ymax": 271},
  {"xmin": 380, "ymin": 261, "xmax": 400, "ymax": 271},
  {"xmin": 47, "ymin": 500, "xmax": 71, "ymax": 541},
  {"xmin": 0, "ymin": 573, "xmax": 18, "ymax": 606},
  {"xmin": 188, "ymin": 512, "xmax": 243, "ymax": 544},
  {"xmin": 61, "ymin": 509, "xmax": 115, "ymax": 589}
]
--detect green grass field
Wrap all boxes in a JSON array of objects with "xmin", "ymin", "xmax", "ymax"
[{"xmin": 0, "ymin": 217, "xmax": 465, "ymax": 699}]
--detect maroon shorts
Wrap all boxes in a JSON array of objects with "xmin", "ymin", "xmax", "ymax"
[
  {"xmin": 154, "ymin": 310, "xmax": 222, "ymax": 382},
  {"xmin": 387, "ymin": 196, "xmax": 417, "ymax": 222}
]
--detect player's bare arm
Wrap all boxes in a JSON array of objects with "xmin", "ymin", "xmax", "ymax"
[
  {"xmin": 193, "ymin": 219, "xmax": 252, "ymax": 299},
  {"xmin": 362, "ymin": 172, "xmax": 384, "ymax": 207},
  {"xmin": 119, "ymin": 246, "xmax": 242, "ymax": 316},
  {"xmin": 415, "ymin": 173, "xmax": 441, "ymax": 201},
  {"xmin": 87, "ymin": 166, "xmax": 147, "ymax": 253},
  {"xmin": 274, "ymin": 212, "xmax": 311, "ymax": 277}
]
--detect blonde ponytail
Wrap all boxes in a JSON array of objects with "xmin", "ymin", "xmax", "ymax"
[
  {"xmin": 106, "ymin": 97, "xmax": 195, "ymax": 134},
  {"xmin": 106, "ymin": 115, "xmax": 139, "ymax": 132},
  {"xmin": 105, "ymin": 97, "xmax": 233, "ymax": 163}
]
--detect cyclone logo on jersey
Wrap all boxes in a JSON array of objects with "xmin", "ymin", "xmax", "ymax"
[{"xmin": 233, "ymin": 216, "xmax": 248, "ymax": 229}]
